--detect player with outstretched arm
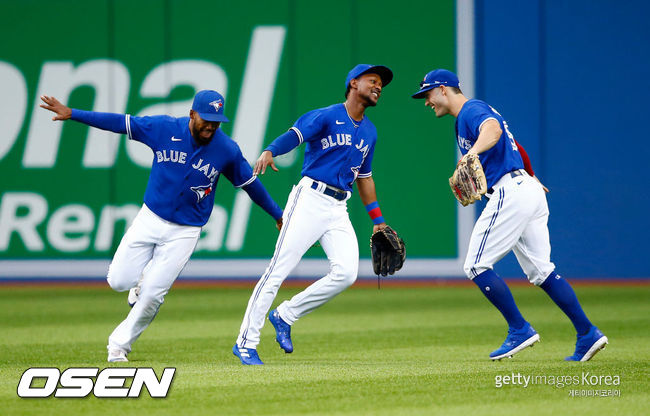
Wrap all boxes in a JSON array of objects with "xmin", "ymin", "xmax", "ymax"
[
  {"xmin": 411, "ymin": 69, "xmax": 607, "ymax": 361},
  {"xmin": 233, "ymin": 64, "xmax": 401, "ymax": 365},
  {"xmin": 40, "ymin": 90, "xmax": 283, "ymax": 362}
]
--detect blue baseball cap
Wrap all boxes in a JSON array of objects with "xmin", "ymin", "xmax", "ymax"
[
  {"xmin": 191, "ymin": 90, "xmax": 230, "ymax": 122},
  {"xmin": 345, "ymin": 64, "xmax": 393, "ymax": 89},
  {"xmin": 411, "ymin": 69, "xmax": 460, "ymax": 99}
]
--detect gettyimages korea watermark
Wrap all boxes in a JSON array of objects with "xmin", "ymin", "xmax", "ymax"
[
  {"xmin": 494, "ymin": 372, "xmax": 621, "ymax": 397},
  {"xmin": 17, "ymin": 367, "xmax": 176, "ymax": 398}
]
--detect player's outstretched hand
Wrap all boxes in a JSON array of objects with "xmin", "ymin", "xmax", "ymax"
[
  {"xmin": 373, "ymin": 223, "xmax": 387, "ymax": 234},
  {"xmin": 276, "ymin": 217, "xmax": 283, "ymax": 231},
  {"xmin": 39, "ymin": 95, "xmax": 72, "ymax": 121},
  {"xmin": 253, "ymin": 150, "xmax": 278, "ymax": 175}
]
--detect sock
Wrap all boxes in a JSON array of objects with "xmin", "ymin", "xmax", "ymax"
[
  {"xmin": 473, "ymin": 270, "xmax": 526, "ymax": 329},
  {"xmin": 540, "ymin": 272, "xmax": 592, "ymax": 335}
]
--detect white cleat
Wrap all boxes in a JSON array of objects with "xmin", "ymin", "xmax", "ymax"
[
  {"xmin": 107, "ymin": 348, "xmax": 128, "ymax": 362},
  {"xmin": 127, "ymin": 285, "xmax": 141, "ymax": 307}
]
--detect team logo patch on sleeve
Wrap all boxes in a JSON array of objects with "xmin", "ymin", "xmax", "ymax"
[{"xmin": 191, "ymin": 184, "xmax": 213, "ymax": 203}]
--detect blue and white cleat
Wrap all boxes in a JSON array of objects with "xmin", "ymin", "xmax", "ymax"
[
  {"xmin": 127, "ymin": 276, "xmax": 144, "ymax": 308},
  {"xmin": 565, "ymin": 326, "xmax": 608, "ymax": 362},
  {"xmin": 269, "ymin": 309, "xmax": 293, "ymax": 353},
  {"xmin": 232, "ymin": 344, "xmax": 264, "ymax": 365},
  {"xmin": 490, "ymin": 322, "xmax": 540, "ymax": 361},
  {"xmin": 127, "ymin": 286, "xmax": 140, "ymax": 308}
]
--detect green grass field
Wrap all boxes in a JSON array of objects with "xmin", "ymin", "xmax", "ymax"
[{"xmin": 0, "ymin": 283, "xmax": 648, "ymax": 415}]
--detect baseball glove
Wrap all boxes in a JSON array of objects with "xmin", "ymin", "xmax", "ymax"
[
  {"xmin": 370, "ymin": 226, "xmax": 406, "ymax": 277},
  {"xmin": 449, "ymin": 153, "xmax": 488, "ymax": 206}
]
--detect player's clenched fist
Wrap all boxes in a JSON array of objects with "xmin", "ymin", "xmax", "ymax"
[
  {"xmin": 253, "ymin": 150, "xmax": 278, "ymax": 175},
  {"xmin": 39, "ymin": 95, "xmax": 72, "ymax": 121}
]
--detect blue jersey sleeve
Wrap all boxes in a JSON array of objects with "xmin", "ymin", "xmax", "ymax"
[
  {"xmin": 357, "ymin": 141, "xmax": 375, "ymax": 178},
  {"xmin": 358, "ymin": 123, "xmax": 377, "ymax": 178},
  {"xmin": 223, "ymin": 145, "xmax": 256, "ymax": 188},
  {"xmin": 70, "ymin": 109, "xmax": 127, "ymax": 133},
  {"xmin": 291, "ymin": 109, "xmax": 326, "ymax": 144},
  {"xmin": 265, "ymin": 129, "xmax": 300, "ymax": 156},
  {"xmin": 125, "ymin": 115, "xmax": 171, "ymax": 150},
  {"xmin": 242, "ymin": 179, "xmax": 283, "ymax": 221},
  {"xmin": 464, "ymin": 102, "xmax": 499, "ymax": 139}
]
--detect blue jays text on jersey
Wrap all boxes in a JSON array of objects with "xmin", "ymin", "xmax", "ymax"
[
  {"xmin": 268, "ymin": 103, "xmax": 376, "ymax": 192},
  {"xmin": 455, "ymin": 99, "xmax": 524, "ymax": 188},
  {"xmin": 126, "ymin": 115, "xmax": 256, "ymax": 226}
]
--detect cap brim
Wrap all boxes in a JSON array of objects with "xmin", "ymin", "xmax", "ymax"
[
  {"xmin": 360, "ymin": 65, "xmax": 393, "ymax": 87},
  {"xmin": 411, "ymin": 86, "xmax": 434, "ymax": 99},
  {"xmin": 197, "ymin": 112, "xmax": 229, "ymax": 122}
]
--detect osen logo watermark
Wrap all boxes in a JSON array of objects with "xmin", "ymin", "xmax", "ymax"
[{"xmin": 17, "ymin": 367, "xmax": 175, "ymax": 398}]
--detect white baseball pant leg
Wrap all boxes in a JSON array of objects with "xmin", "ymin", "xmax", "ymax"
[
  {"xmin": 237, "ymin": 177, "xmax": 358, "ymax": 349},
  {"xmin": 464, "ymin": 174, "xmax": 555, "ymax": 285},
  {"xmin": 277, "ymin": 212, "xmax": 358, "ymax": 324},
  {"xmin": 107, "ymin": 204, "xmax": 200, "ymax": 353}
]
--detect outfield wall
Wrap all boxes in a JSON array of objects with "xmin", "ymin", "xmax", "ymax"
[
  {"xmin": 474, "ymin": 0, "xmax": 650, "ymax": 278},
  {"xmin": 0, "ymin": 0, "xmax": 646, "ymax": 280},
  {"xmin": 0, "ymin": 0, "xmax": 467, "ymax": 280}
]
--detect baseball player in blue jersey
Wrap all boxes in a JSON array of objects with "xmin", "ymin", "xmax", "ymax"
[
  {"xmin": 412, "ymin": 69, "xmax": 608, "ymax": 361},
  {"xmin": 233, "ymin": 64, "xmax": 394, "ymax": 365},
  {"xmin": 40, "ymin": 90, "xmax": 283, "ymax": 362}
]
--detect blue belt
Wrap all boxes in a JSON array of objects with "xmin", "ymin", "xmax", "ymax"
[
  {"xmin": 487, "ymin": 170, "xmax": 525, "ymax": 195},
  {"xmin": 311, "ymin": 181, "xmax": 347, "ymax": 201}
]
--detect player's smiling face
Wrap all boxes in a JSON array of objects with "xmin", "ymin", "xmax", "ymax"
[
  {"xmin": 355, "ymin": 73, "xmax": 383, "ymax": 106},
  {"xmin": 424, "ymin": 87, "xmax": 448, "ymax": 117},
  {"xmin": 189, "ymin": 110, "xmax": 220, "ymax": 145}
]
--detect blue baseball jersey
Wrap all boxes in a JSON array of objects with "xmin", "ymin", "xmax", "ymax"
[
  {"xmin": 126, "ymin": 115, "xmax": 256, "ymax": 226},
  {"xmin": 290, "ymin": 103, "xmax": 376, "ymax": 192},
  {"xmin": 455, "ymin": 99, "xmax": 524, "ymax": 188}
]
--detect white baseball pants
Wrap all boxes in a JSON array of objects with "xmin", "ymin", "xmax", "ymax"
[
  {"xmin": 107, "ymin": 204, "xmax": 200, "ymax": 353},
  {"xmin": 464, "ymin": 171, "xmax": 555, "ymax": 286},
  {"xmin": 237, "ymin": 177, "xmax": 359, "ymax": 349}
]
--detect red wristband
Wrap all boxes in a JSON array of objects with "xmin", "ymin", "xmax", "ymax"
[{"xmin": 366, "ymin": 202, "xmax": 384, "ymax": 225}]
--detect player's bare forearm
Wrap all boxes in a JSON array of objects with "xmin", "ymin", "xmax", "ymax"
[
  {"xmin": 468, "ymin": 119, "xmax": 501, "ymax": 155},
  {"xmin": 357, "ymin": 176, "xmax": 378, "ymax": 205},
  {"xmin": 253, "ymin": 150, "xmax": 278, "ymax": 175},
  {"xmin": 357, "ymin": 177, "xmax": 386, "ymax": 232},
  {"xmin": 39, "ymin": 95, "xmax": 72, "ymax": 121}
]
